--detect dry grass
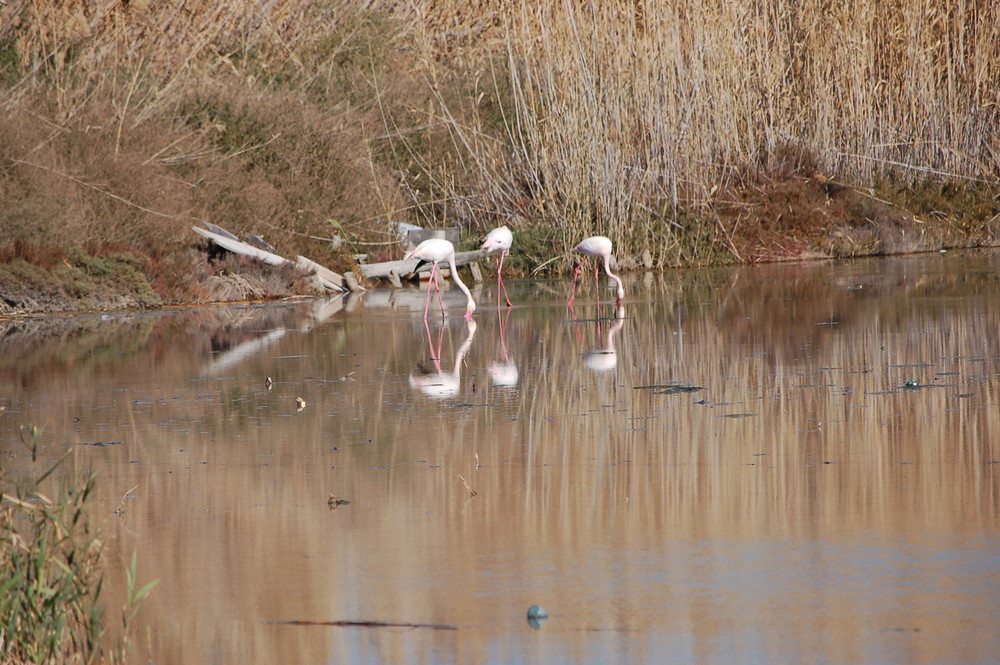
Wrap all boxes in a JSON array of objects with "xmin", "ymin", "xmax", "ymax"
[
  {"xmin": 487, "ymin": 0, "xmax": 1000, "ymax": 262},
  {"xmin": 0, "ymin": 0, "xmax": 997, "ymax": 310},
  {"xmin": 1, "ymin": 426, "xmax": 155, "ymax": 665}
]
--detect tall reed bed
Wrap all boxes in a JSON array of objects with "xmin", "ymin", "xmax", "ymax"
[
  {"xmin": 1, "ymin": 1, "xmax": 997, "ymax": 272},
  {"xmin": 491, "ymin": 0, "xmax": 1000, "ymax": 263}
]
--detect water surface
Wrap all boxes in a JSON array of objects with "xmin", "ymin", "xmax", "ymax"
[{"xmin": 2, "ymin": 250, "xmax": 999, "ymax": 664}]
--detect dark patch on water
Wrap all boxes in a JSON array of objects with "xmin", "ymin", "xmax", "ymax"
[
  {"xmin": 68, "ymin": 440, "xmax": 124, "ymax": 447},
  {"xmin": 634, "ymin": 383, "xmax": 704, "ymax": 394}
]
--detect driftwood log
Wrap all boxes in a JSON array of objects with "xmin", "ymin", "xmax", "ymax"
[
  {"xmin": 358, "ymin": 251, "xmax": 483, "ymax": 281},
  {"xmin": 195, "ymin": 223, "xmax": 482, "ymax": 291},
  {"xmin": 193, "ymin": 225, "xmax": 347, "ymax": 292}
]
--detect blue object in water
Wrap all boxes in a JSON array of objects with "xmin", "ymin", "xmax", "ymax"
[{"xmin": 526, "ymin": 605, "xmax": 549, "ymax": 629}]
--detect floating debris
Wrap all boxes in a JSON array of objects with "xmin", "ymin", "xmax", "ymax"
[
  {"xmin": 527, "ymin": 605, "xmax": 549, "ymax": 630},
  {"xmin": 296, "ymin": 397, "xmax": 306, "ymax": 412},
  {"xmin": 458, "ymin": 474, "xmax": 477, "ymax": 497},
  {"xmin": 656, "ymin": 385, "xmax": 703, "ymax": 395},
  {"xmin": 265, "ymin": 376, "xmax": 273, "ymax": 389},
  {"xmin": 634, "ymin": 383, "xmax": 704, "ymax": 394},
  {"xmin": 904, "ymin": 379, "xmax": 920, "ymax": 389},
  {"xmin": 328, "ymin": 494, "xmax": 351, "ymax": 508}
]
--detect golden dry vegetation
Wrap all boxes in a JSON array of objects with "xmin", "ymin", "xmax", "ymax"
[{"xmin": 0, "ymin": 0, "xmax": 998, "ymax": 313}]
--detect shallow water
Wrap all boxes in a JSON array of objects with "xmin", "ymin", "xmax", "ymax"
[{"xmin": 3, "ymin": 250, "xmax": 1000, "ymax": 664}]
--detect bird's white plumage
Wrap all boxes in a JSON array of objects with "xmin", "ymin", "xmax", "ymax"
[
  {"xmin": 480, "ymin": 225, "xmax": 514, "ymax": 308},
  {"xmin": 481, "ymin": 225, "xmax": 513, "ymax": 254},
  {"xmin": 571, "ymin": 235, "xmax": 625, "ymax": 303},
  {"xmin": 406, "ymin": 237, "xmax": 458, "ymax": 265},
  {"xmin": 573, "ymin": 235, "xmax": 613, "ymax": 259},
  {"xmin": 405, "ymin": 238, "xmax": 476, "ymax": 319}
]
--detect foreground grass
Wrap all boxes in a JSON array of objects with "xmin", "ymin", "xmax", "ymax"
[
  {"xmin": 0, "ymin": 2, "xmax": 997, "ymax": 315},
  {"xmin": 1, "ymin": 424, "xmax": 155, "ymax": 664}
]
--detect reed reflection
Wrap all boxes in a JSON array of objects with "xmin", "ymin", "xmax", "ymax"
[
  {"xmin": 3, "ymin": 251, "xmax": 1000, "ymax": 665},
  {"xmin": 409, "ymin": 318, "xmax": 478, "ymax": 399}
]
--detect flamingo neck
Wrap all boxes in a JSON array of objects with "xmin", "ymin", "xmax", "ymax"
[
  {"xmin": 602, "ymin": 253, "xmax": 625, "ymax": 300},
  {"xmin": 448, "ymin": 255, "xmax": 477, "ymax": 316}
]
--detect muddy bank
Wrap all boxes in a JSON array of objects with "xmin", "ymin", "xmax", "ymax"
[
  {"xmin": 0, "ymin": 249, "xmax": 324, "ymax": 318},
  {"xmin": 1, "ymin": 165, "xmax": 997, "ymax": 320}
]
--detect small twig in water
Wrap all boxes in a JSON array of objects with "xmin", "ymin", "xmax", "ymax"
[
  {"xmin": 458, "ymin": 474, "xmax": 477, "ymax": 497},
  {"xmin": 116, "ymin": 484, "xmax": 139, "ymax": 516}
]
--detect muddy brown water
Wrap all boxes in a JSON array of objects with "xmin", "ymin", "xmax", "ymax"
[{"xmin": 3, "ymin": 250, "xmax": 999, "ymax": 664}]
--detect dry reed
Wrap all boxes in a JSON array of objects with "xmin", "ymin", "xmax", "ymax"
[
  {"xmin": 488, "ymin": 0, "xmax": 1000, "ymax": 263},
  {"xmin": 1, "ymin": 0, "xmax": 996, "ymax": 276}
]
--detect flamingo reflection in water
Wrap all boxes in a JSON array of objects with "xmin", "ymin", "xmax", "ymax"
[
  {"xmin": 582, "ymin": 304, "xmax": 627, "ymax": 373},
  {"xmin": 409, "ymin": 318, "xmax": 478, "ymax": 399},
  {"xmin": 488, "ymin": 307, "xmax": 518, "ymax": 388}
]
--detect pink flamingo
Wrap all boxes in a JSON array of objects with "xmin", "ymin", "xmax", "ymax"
[
  {"xmin": 480, "ymin": 225, "xmax": 513, "ymax": 308},
  {"xmin": 569, "ymin": 235, "xmax": 625, "ymax": 307},
  {"xmin": 405, "ymin": 238, "xmax": 476, "ymax": 320}
]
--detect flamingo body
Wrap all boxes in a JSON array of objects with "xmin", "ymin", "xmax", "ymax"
[
  {"xmin": 571, "ymin": 235, "xmax": 625, "ymax": 304},
  {"xmin": 481, "ymin": 225, "xmax": 513, "ymax": 254},
  {"xmin": 481, "ymin": 225, "xmax": 514, "ymax": 308},
  {"xmin": 405, "ymin": 238, "xmax": 476, "ymax": 320}
]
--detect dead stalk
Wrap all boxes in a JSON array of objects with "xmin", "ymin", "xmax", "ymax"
[
  {"xmin": 116, "ymin": 484, "xmax": 140, "ymax": 516},
  {"xmin": 458, "ymin": 474, "xmax": 477, "ymax": 497}
]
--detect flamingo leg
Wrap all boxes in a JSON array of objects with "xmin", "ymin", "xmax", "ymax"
[
  {"xmin": 495, "ymin": 256, "xmax": 502, "ymax": 309},
  {"xmin": 429, "ymin": 263, "xmax": 446, "ymax": 317},
  {"xmin": 497, "ymin": 251, "xmax": 512, "ymax": 308},
  {"xmin": 422, "ymin": 264, "xmax": 437, "ymax": 319},
  {"xmin": 594, "ymin": 262, "xmax": 600, "ymax": 301}
]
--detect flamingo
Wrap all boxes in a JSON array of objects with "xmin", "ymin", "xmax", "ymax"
[
  {"xmin": 569, "ymin": 235, "xmax": 625, "ymax": 307},
  {"xmin": 480, "ymin": 225, "xmax": 513, "ymax": 308},
  {"xmin": 405, "ymin": 238, "xmax": 476, "ymax": 320}
]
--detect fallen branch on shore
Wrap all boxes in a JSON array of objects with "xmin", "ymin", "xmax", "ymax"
[
  {"xmin": 359, "ymin": 251, "xmax": 483, "ymax": 280},
  {"xmin": 194, "ymin": 223, "xmax": 483, "ymax": 292},
  {"xmin": 193, "ymin": 224, "xmax": 348, "ymax": 291}
]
